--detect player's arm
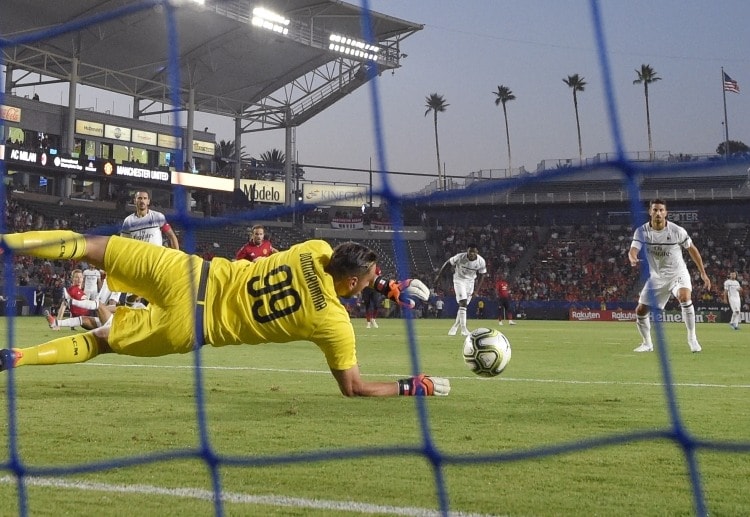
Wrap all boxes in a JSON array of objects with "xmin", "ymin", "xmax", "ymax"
[
  {"xmin": 331, "ymin": 365, "xmax": 449, "ymax": 397},
  {"xmin": 433, "ymin": 260, "xmax": 450, "ymax": 287},
  {"xmin": 475, "ymin": 272, "xmax": 486, "ymax": 294},
  {"xmin": 56, "ymin": 299, "xmax": 67, "ymax": 319},
  {"xmin": 687, "ymin": 244, "xmax": 711, "ymax": 291},
  {"xmin": 627, "ymin": 245, "xmax": 640, "ymax": 267},
  {"xmin": 163, "ymin": 224, "xmax": 179, "ymax": 250}
]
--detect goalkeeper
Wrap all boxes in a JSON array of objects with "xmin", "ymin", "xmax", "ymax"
[{"xmin": 0, "ymin": 231, "xmax": 450, "ymax": 397}]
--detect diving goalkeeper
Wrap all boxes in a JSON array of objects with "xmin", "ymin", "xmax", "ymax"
[{"xmin": 0, "ymin": 231, "xmax": 449, "ymax": 397}]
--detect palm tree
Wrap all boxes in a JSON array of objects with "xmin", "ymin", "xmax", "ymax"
[
  {"xmin": 633, "ymin": 64, "xmax": 661, "ymax": 160},
  {"xmin": 214, "ymin": 139, "xmax": 246, "ymax": 176},
  {"xmin": 563, "ymin": 74, "xmax": 586, "ymax": 163},
  {"xmin": 492, "ymin": 85, "xmax": 516, "ymax": 175},
  {"xmin": 424, "ymin": 93, "xmax": 449, "ymax": 190},
  {"xmin": 258, "ymin": 149, "xmax": 285, "ymax": 180}
]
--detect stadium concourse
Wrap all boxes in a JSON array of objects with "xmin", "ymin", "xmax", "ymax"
[{"xmin": 3, "ymin": 191, "xmax": 748, "ymax": 323}]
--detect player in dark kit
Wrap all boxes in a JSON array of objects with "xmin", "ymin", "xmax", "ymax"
[{"xmin": 495, "ymin": 276, "xmax": 516, "ymax": 326}]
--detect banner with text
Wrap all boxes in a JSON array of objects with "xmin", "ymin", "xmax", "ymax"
[
  {"xmin": 303, "ymin": 183, "xmax": 373, "ymax": 207},
  {"xmin": 238, "ymin": 179, "xmax": 286, "ymax": 204}
]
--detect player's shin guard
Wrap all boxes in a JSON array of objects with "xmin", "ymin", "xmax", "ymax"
[
  {"xmin": 458, "ymin": 306, "xmax": 467, "ymax": 328},
  {"xmin": 2, "ymin": 231, "xmax": 87, "ymax": 260},
  {"xmin": 680, "ymin": 301, "xmax": 696, "ymax": 338},
  {"xmin": 14, "ymin": 332, "xmax": 101, "ymax": 366},
  {"xmin": 636, "ymin": 315, "xmax": 652, "ymax": 346}
]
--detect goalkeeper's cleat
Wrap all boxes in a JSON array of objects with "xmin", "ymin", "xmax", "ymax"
[
  {"xmin": 43, "ymin": 309, "xmax": 59, "ymax": 330},
  {"xmin": 0, "ymin": 348, "xmax": 21, "ymax": 372},
  {"xmin": 689, "ymin": 340, "xmax": 702, "ymax": 353},
  {"xmin": 633, "ymin": 343, "xmax": 653, "ymax": 352}
]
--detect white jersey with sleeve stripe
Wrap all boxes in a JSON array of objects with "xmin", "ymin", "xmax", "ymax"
[
  {"xmin": 630, "ymin": 221, "xmax": 692, "ymax": 280},
  {"xmin": 449, "ymin": 252, "xmax": 487, "ymax": 281},
  {"xmin": 121, "ymin": 210, "xmax": 170, "ymax": 246}
]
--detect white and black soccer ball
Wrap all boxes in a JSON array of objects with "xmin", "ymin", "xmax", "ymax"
[{"xmin": 462, "ymin": 327, "xmax": 512, "ymax": 377}]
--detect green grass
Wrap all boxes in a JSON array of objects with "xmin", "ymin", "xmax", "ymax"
[{"xmin": 1, "ymin": 317, "xmax": 749, "ymax": 516}]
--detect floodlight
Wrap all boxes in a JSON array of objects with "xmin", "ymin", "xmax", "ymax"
[
  {"xmin": 328, "ymin": 33, "xmax": 379, "ymax": 62},
  {"xmin": 252, "ymin": 7, "xmax": 289, "ymax": 35}
]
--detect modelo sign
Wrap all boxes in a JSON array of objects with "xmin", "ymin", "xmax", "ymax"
[
  {"xmin": 302, "ymin": 184, "xmax": 369, "ymax": 207},
  {"xmin": 239, "ymin": 179, "xmax": 286, "ymax": 204}
]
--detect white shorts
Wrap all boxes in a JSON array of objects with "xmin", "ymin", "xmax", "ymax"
[
  {"xmin": 453, "ymin": 279, "xmax": 475, "ymax": 304},
  {"xmin": 638, "ymin": 273, "xmax": 692, "ymax": 309},
  {"xmin": 728, "ymin": 295, "xmax": 741, "ymax": 313}
]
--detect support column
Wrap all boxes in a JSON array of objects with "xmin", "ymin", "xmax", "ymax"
[
  {"xmin": 234, "ymin": 117, "xmax": 242, "ymax": 191},
  {"xmin": 64, "ymin": 54, "xmax": 80, "ymax": 199}
]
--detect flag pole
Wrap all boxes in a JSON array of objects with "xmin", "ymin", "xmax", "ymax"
[{"xmin": 722, "ymin": 66, "xmax": 730, "ymax": 160}]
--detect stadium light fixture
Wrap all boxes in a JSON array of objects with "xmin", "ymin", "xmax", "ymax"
[
  {"xmin": 329, "ymin": 34, "xmax": 379, "ymax": 62},
  {"xmin": 251, "ymin": 7, "xmax": 289, "ymax": 35}
]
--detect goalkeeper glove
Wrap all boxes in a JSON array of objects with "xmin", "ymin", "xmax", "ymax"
[
  {"xmin": 397, "ymin": 374, "xmax": 451, "ymax": 396},
  {"xmin": 373, "ymin": 277, "xmax": 430, "ymax": 308}
]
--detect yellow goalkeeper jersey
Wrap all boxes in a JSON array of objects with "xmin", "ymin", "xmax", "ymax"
[{"xmin": 204, "ymin": 240, "xmax": 357, "ymax": 370}]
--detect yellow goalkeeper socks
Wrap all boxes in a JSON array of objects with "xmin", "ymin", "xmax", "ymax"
[
  {"xmin": 14, "ymin": 333, "xmax": 101, "ymax": 366},
  {"xmin": 2, "ymin": 230, "xmax": 87, "ymax": 260}
]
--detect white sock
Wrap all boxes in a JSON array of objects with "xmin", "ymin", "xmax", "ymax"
[
  {"xmin": 636, "ymin": 315, "xmax": 652, "ymax": 346},
  {"xmin": 458, "ymin": 306, "xmax": 467, "ymax": 329},
  {"xmin": 57, "ymin": 316, "xmax": 83, "ymax": 328},
  {"xmin": 680, "ymin": 301, "xmax": 696, "ymax": 341}
]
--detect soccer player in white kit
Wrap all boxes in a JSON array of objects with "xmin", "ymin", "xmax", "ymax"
[
  {"xmin": 723, "ymin": 271, "xmax": 743, "ymax": 330},
  {"xmin": 120, "ymin": 191, "xmax": 180, "ymax": 249},
  {"xmin": 81, "ymin": 263, "xmax": 102, "ymax": 300},
  {"xmin": 434, "ymin": 244, "xmax": 487, "ymax": 336},
  {"xmin": 628, "ymin": 199, "xmax": 711, "ymax": 353}
]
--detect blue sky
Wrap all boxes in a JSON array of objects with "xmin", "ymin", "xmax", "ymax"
[
  {"xmin": 9, "ymin": 1, "xmax": 750, "ymax": 194},
  {"xmin": 290, "ymin": 0, "xmax": 750, "ymax": 193}
]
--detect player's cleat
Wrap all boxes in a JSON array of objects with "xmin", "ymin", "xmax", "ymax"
[
  {"xmin": 460, "ymin": 328, "xmax": 470, "ymax": 336},
  {"xmin": 372, "ymin": 320, "xmax": 378, "ymax": 328},
  {"xmin": 509, "ymin": 320, "xmax": 516, "ymax": 325},
  {"xmin": 498, "ymin": 321, "xmax": 504, "ymax": 326},
  {"xmin": 366, "ymin": 321, "xmax": 371, "ymax": 328},
  {"xmin": 689, "ymin": 340, "xmax": 702, "ymax": 353},
  {"xmin": 0, "ymin": 348, "xmax": 21, "ymax": 372},
  {"xmin": 43, "ymin": 309, "xmax": 59, "ymax": 330},
  {"xmin": 448, "ymin": 326, "xmax": 458, "ymax": 336},
  {"xmin": 730, "ymin": 324, "xmax": 739, "ymax": 330},
  {"xmin": 633, "ymin": 343, "xmax": 653, "ymax": 352}
]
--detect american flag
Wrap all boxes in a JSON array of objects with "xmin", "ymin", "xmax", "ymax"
[{"xmin": 723, "ymin": 72, "xmax": 740, "ymax": 94}]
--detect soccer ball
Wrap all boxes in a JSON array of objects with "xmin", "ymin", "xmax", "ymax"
[{"xmin": 462, "ymin": 328, "xmax": 512, "ymax": 377}]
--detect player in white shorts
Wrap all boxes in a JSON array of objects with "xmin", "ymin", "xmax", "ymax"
[
  {"xmin": 81, "ymin": 263, "xmax": 102, "ymax": 300},
  {"xmin": 723, "ymin": 271, "xmax": 743, "ymax": 330},
  {"xmin": 628, "ymin": 199, "xmax": 711, "ymax": 353},
  {"xmin": 434, "ymin": 244, "xmax": 487, "ymax": 336}
]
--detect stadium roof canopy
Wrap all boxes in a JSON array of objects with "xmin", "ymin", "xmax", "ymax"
[{"xmin": 0, "ymin": 0, "xmax": 422, "ymax": 132}]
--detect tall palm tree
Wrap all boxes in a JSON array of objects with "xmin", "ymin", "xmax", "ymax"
[
  {"xmin": 424, "ymin": 93, "xmax": 449, "ymax": 190},
  {"xmin": 633, "ymin": 64, "xmax": 661, "ymax": 160},
  {"xmin": 563, "ymin": 74, "xmax": 586, "ymax": 163},
  {"xmin": 492, "ymin": 85, "xmax": 516, "ymax": 175}
]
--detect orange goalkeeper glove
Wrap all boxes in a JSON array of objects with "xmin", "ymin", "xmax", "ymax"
[
  {"xmin": 373, "ymin": 277, "xmax": 430, "ymax": 308},
  {"xmin": 397, "ymin": 374, "xmax": 451, "ymax": 396}
]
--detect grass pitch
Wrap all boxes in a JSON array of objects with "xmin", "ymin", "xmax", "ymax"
[{"xmin": 1, "ymin": 316, "xmax": 749, "ymax": 516}]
